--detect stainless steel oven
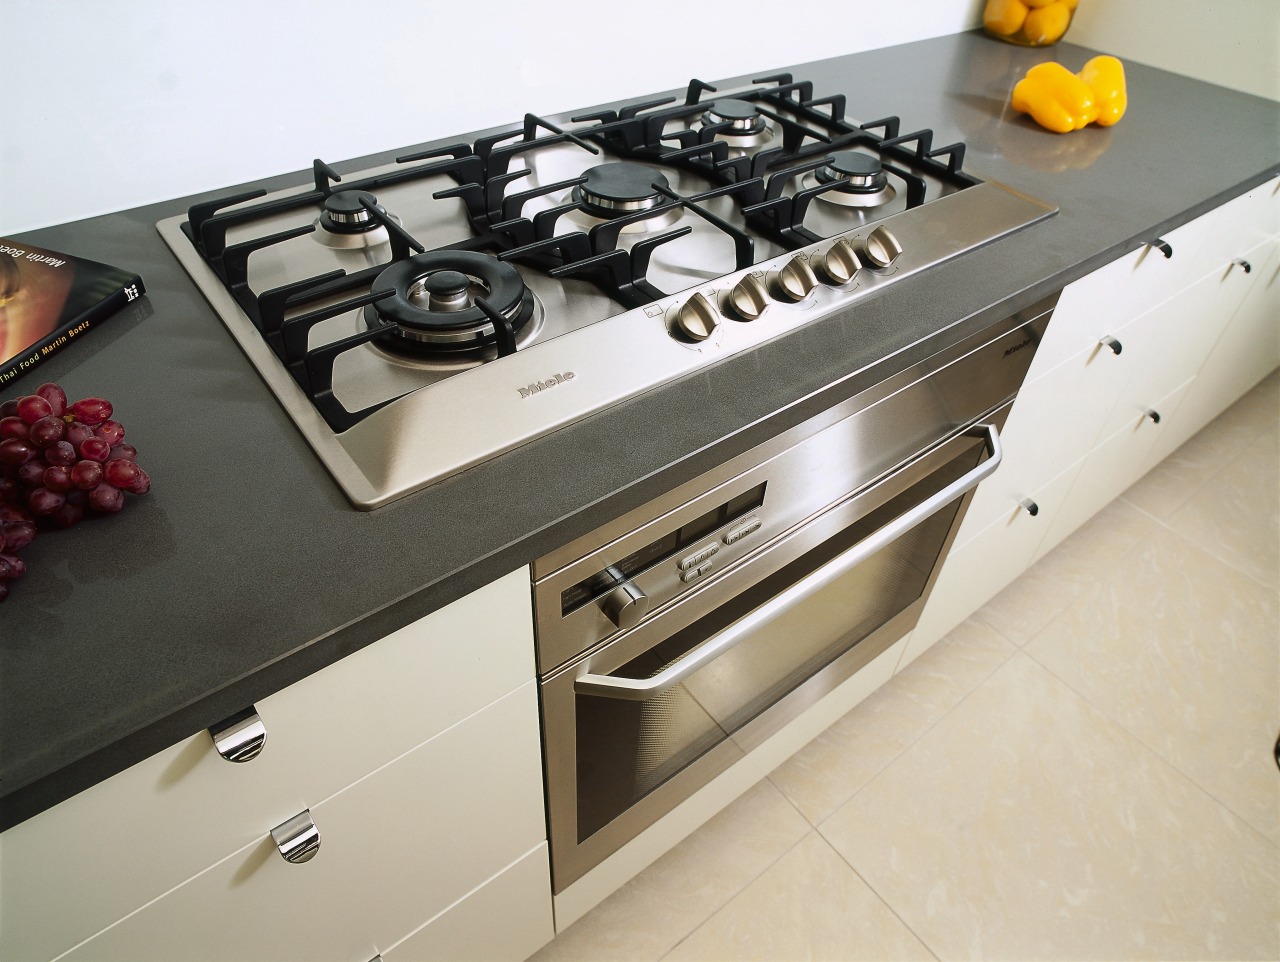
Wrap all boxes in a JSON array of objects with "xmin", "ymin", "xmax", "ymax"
[{"xmin": 534, "ymin": 293, "xmax": 1057, "ymax": 892}]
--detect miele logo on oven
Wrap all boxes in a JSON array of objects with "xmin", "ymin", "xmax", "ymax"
[{"xmin": 518, "ymin": 372, "xmax": 576, "ymax": 398}]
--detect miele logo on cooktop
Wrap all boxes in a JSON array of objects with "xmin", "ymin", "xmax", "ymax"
[
  {"xmin": 518, "ymin": 372, "xmax": 576, "ymax": 398},
  {"xmin": 1002, "ymin": 337, "xmax": 1034, "ymax": 358}
]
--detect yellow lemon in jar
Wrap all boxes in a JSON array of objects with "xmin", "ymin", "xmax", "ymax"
[
  {"xmin": 984, "ymin": 0, "xmax": 1029, "ymax": 35},
  {"xmin": 1021, "ymin": 1, "xmax": 1071, "ymax": 44}
]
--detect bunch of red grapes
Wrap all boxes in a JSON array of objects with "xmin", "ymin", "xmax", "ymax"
[{"xmin": 0, "ymin": 382, "xmax": 151, "ymax": 602}]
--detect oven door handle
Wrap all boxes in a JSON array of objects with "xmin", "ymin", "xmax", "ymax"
[{"xmin": 574, "ymin": 422, "xmax": 1003, "ymax": 702}]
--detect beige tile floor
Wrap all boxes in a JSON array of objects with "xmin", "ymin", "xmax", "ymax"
[{"xmin": 531, "ymin": 372, "xmax": 1280, "ymax": 962}]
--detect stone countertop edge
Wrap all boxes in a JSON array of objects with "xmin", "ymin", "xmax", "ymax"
[{"xmin": 1, "ymin": 30, "xmax": 1278, "ymax": 832}]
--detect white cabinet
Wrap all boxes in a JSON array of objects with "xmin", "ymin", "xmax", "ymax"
[
  {"xmin": 904, "ymin": 176, "xmax": 1280, "ymax": 668},
  {"xmin": 0, "ymin": 568, "xmax": 551, "ymax": 962}
]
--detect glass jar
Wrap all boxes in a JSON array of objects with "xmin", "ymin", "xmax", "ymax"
[{"xmin": 983, "ymin": 0, "xmax": 1078, "ymax": 46}]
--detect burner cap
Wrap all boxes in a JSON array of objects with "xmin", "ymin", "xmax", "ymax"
[
  {"xmin": 703, "ymin": 98, "xmax": 765, "ymax": 134},
  {"xmin": 321, "ymin": 190, "xmax": 383, "ymax": 234},
  {"xmin": 368, "ymin": 251, "xmax": 534, "ymax": 353},
  {"xmin": 816, "ymin": 151, "xmax": 888, "ymax": 191},
  {"xmin": 812, "ymin": 151, "xmax": 898, "ymax": 209},
  {"xmin": 574, "ymin": 163, "xmax": 671, "ymax": 217}
]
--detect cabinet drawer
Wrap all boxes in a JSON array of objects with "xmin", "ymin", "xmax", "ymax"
[
  {"xmin": 1039, "ymin": 380, "xmax": 1193, "ymax": 556},
  {"xmin": 1197, "ymin": 175, "xmax": 1280, "ymax": 267},
  {"xmin": 1096, "ymin": 265, "xmax": 1253, "ymax": 440},
  {"xmin": 1030, "ymin": 212, "xmax": 1219, "ymax": 377},
  {"xmin": 383, "ymin": 844, "xmax": 553, "ymax": 962},
  {"xmin": 0, "ymin": 568, "xmax": 535, "ymax": 962},
  {"xmin": 902, "ymin": 465, "xmax": 1080, "ymax": 670},
  {"xmin": 963, "ymin": 342, "xmax": 1121, "ymax": 534},
  {"xmin": 60, "ymin": 683, "xmax": 548, "ymax": 962}
]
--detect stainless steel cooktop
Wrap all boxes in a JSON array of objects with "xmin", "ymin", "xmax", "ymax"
[{"xmin": 158, "ymin": 73, "xmax": 1056, "ymax": 508}]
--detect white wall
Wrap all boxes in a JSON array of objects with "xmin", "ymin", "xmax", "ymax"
[
  {"xmin": 1068, "ymin": 0, "xmax": 1280, "ymax": 103},
  {"xmin": 1, "ymin": 0, "xmax": 984, "ymax": 234}
]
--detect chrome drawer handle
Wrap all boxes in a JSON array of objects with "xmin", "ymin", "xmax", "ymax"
[
  {"xmin": 1099, "ymin": 335, "xmax": 1123, "ymax": 355},
  {"xmin": 271, "ymin": 810, "xmax": 321, "ymax": 864},
  {"xmin": 1145, "ymin": 409, "xmax": 1162, "ymax": 424},
  {"xmin": 1148, "ymin": 238, "xmax": 1173, "ymax": 258},
  {"xmin": 575, "ymin": 423, "xmax": 1003, "ymax": 702},
  {"xmin": 1019, "ymin": 498, "xmax": 1040, "ymax": 517},
  {"xmin": 208, "ymin": 707, "xmax": 266, "ymax": 763},
  {"xmin": 1232, "ymin": 258, "xmax": 1252, "ymax": 274}
]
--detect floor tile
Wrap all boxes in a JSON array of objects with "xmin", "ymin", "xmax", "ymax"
[
  {"xmin": 662, "ymin": 832, "xmax": 935, "ymax": 962},
  {"xmin": 975, "ymin": 498, "xmax": 1154, "ymax": 645},
  {"xmin": 1025, "ymin": 524, "xmax": 1280, "ymax": 843},
  {"xmin": 820, "ymin": 654, "xmax": 1280, "ymax": 961},
  {"xmin": 767, "ymin": 619, "xmax": 1013, "ymax": 825},
  {"xmin": 1163, "ymin": 429, "xmax": 1280, "ymax": 589},
  {"xmin": 529, "ymin": 780, "xmax": 810, "ymax": 962}
]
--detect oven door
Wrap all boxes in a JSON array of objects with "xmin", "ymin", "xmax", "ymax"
[{"xmin": 541, "ymin": 416, "xmax": 1004, "ymax": 892}]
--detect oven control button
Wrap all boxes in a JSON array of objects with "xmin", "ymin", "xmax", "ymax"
[
  {"xmin": 678, "ymin": 543, "xmax": 720, "ymax": 571},
  {"xmin": 777, "ymin": 256, "xmax": 818, "ymax": 302},
  {"xmin": 673, "ymin": 291, "xmax": 720, "ymax": 341},
  {"xmin": 601, "ymin": 581, "xmax": 649, "ymax": 630},
  {"xmin": 818, "ymin": 237, "xmax": 866, "ymax": 285},
  {"xmin": 864, "ymin": 225, "xmax": 904, "ymax": 269},
  {"xmin": 727, "ymin": 273, "xmax": 771, "ymax": 320},
  {"xmin": 723, "ymin": 516, "xmax": 762, "ymax": 545},
  {"xmin": 680, "ymin": 560, "xmax": 715, "ymax": 583}
]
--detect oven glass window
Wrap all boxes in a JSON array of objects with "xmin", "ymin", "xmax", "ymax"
[{"xmin": 572, "ymin": 445, "xmax": 981, "ymax": 843}]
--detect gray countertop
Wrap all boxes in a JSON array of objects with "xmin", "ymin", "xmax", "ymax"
[{"xmin": 2, "ymin": 31, "xmax": 1277, "ymax": 831}]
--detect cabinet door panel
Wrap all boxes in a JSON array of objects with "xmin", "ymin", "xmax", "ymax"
[
  {"xmin": 61, "ymin": 684, "xmax": 548, "ymax": 962},
  {"xmin": 0, "ymin": 568, "xmax": 534, "ymax": 962}
]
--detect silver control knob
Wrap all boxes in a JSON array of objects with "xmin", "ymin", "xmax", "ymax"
[
  {"xmin": 601, "ymin": 581, "xmax": 648, "ymax": 629},
  {"xmin": 777, "ymin": 255, "xmax": 818, "ymax": 302},
  {"xmin": 864, "ymin": 225, "xmax": 904, "ymax": 269},
  {"xmin": 818, "ymin": 238, "xmax": 866, "ymax": 285},
  {"xmin": 728, "ymin": 273, "xmax": 771, "ymax": 320},
  {"xmin": 674, "ymin": 291, "xmax": 719, "ymax": 341}
]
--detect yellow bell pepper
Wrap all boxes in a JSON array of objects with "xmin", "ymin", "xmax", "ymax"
[
  {"xmin": 1011, "ymin": 62, "xmax": 1099, "ymax": 133},
  {"xmin": 1078, "ymin": 55, "xmax": 1127, "ymax": 126},
  {"xmin": 1011, "ymin": 56, "xmax": 1128, "ymax": 133}
]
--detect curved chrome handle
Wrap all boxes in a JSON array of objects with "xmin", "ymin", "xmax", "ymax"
[
  {"xmin": 1145, "ymin": 409, "xmax": 1162, "ymax": 424},
  {"xmin": 575, "ymin": 424, "xmax": 1004, "ymax": 702},
  {"xmin": 1018, "ymin": 498, "xmax": 1040, "ymax": 517},
  {"xmin": 1232, "ymin": 257, "xmax": 1252, "ymax": 274},
  {"xmin": 1149, "ymin": 238, "xmax": 1173, "ymax": 258},
  {"xmin": 209, "ymin": 706, "xmax": 266, "ymax": 763},
  {"xmin": 1099, "ymin": 336, "xmax": 1123, "ymax": 356},
  {"xmin": 271, "ymin": 810, "xmax": 321, "ymax": 864}
]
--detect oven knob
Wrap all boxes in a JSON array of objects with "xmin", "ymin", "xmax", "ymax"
[
  {"xmin": 728, "ymin": 273, "xmax": 771, "ymax": 320},
  {"xmin": 777, "ymin": 255, "xmax": 818, "ymax": 302},
  {"xmin": 817, "ymin": 238, "xmax": 866, "ymax": 285},
  {"xmin": 674, "ymin": 291, "xmax": 720, "ymax": 341},
  {"xmin": 864, "ymin": 225, "xmax": 904, "ymax": 269},
  {"xmin": 601, "ymin": 581, "xmax": 648, "ymax": 630}
]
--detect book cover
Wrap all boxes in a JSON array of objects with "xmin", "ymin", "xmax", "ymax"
[{"xmin": 0, "ymin": 239, "xmax": 145, "ymax": 389}]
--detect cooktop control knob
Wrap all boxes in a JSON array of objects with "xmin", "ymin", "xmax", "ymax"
[
  {"xmin": 674, "ymin": 291, "xmax": 720, "ymax": 341},
  {"xmin": 864, "ymin": 225, "xmax": 904, "ymax": 269},
  {"xmin": 818, "ymin": 238, "xmax": 866, "ymax": 285},
  {"xmin": 601, "ymin": 581, "xmax": 648, "ymax": 630},
  {"xmin": 728, "ymin": 273, "xmax": 771, "ymax": 320},
  {"xmin": 777, "ymin": 255, "xmax": 818, "ymax": 302}
]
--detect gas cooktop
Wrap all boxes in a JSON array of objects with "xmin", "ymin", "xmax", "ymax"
[{"xmin": 158, "ymin": 73, "xmax": 1056, "ymax": 508}]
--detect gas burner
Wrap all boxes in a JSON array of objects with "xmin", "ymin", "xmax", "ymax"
[
  {"xmin": 315, "ymin": 190, "xmax": 394, "ymax": 250},
  {"xmin": 807, "ymin": 151, "xmax": 898, "ymax": 209},
  {"xmin": 365, "ymin": 250, "xmax": 539, "ymax": 355},
  {"xmin": 569, "ymin": 163, "xmax": 683, "ymax": 232},
  {"xmin": 699, "ymin": 98, "xmax": 775, "ymax": 148}
]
